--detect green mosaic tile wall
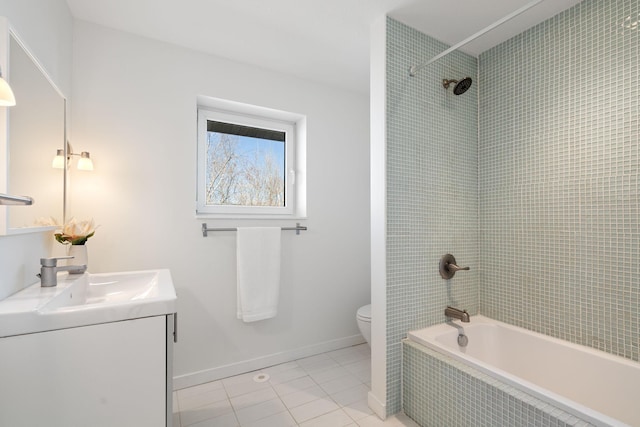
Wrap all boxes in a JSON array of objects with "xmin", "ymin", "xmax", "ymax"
[
  {"xmin": 386, "ymin": 18, "xmax": 479, "ymax": 413},
  {"xmin": 402, "ymin": 341, "xmax": 591, "ymax": 427},
  {"xmin": 479, "ymin": 0, "xmax": 640, "ymax": 361},
  {"xmin": 389, "ymin": 0, "xmax": 640, "ymax": 421}
]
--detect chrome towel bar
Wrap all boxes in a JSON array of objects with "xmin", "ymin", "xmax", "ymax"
[{"xmin": 202, "ymin": 223, "xmax": 307, "ymax": 237}]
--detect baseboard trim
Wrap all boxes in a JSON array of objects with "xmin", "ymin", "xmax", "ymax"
[
  {"xmin": 368, "ymin": 390, "xmax": 386, "ymax": 420},
  {"xmin": 173, "ymin": 334, "xmax": 366, "ymax": 390}
]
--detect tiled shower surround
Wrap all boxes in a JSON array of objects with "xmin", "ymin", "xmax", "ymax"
[
  {"xmin": 479, "ymin": 0, "xmax": 640, "ymax": 361},
  {"xmin": 386, "ymin": 0, "xmax": 640, "ymax": 418}
]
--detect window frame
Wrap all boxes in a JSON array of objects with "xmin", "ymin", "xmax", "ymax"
[{"xmin": 196, "ymin": 99, "xmax": 304, "ymax": 219}]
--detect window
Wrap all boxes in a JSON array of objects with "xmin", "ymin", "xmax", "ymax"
[{"xmin": 197, "ymin": 97, "xmax": 306, "ymax": 218}]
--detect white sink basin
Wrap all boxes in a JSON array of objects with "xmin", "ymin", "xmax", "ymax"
[
  {"xmin": 0, "ymin": 269, "xmax": 176, "ymax": 337},
  {"xmin": 43, "ymin": 271, "xmax": 163, "ymax": 310}
]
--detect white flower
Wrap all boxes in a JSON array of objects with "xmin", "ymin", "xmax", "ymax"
[
  {"xmin": 55, "ymin": 218, "xmax": 97, "ymax": 245},
  {"xmin": 62, "ymin": 218, "xmax": 96, "ymax": 237}
]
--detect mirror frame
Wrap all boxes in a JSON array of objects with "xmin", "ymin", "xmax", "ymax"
[{"xmin": 0, "ymin": 17, "xmax": 66, "ymax": 235}]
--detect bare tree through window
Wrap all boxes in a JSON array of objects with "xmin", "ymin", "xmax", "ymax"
[{"xmin": 205, "ymin": 124, "xmax": 285, "ymax": 207}]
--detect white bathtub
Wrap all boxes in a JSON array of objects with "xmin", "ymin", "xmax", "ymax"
[{"xmin": 407, "ymin": 315, "xmax": 640, "ymax": 427}]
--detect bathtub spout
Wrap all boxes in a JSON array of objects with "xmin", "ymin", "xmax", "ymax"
[{"xmin": 445, "ymin": 306, "xmax": 470, "ymax": 323}]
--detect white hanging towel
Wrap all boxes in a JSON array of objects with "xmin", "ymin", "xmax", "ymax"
[{"xmin": 236, "ymin": 227, "xmax": 282, "ymax": 322}]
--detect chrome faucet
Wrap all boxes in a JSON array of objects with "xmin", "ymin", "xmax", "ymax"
[
  {"xmin": 38, "ymin": 256, "xmax": 87, "ymax": 287},
  {"xmin": 445, "ymin": 306, "xmax": 470, "ymax": 323}
]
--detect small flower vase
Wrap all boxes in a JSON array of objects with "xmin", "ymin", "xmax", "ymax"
[{"xmin": 68, "ymin": 244, "xmax": 88, "ymax": 271}]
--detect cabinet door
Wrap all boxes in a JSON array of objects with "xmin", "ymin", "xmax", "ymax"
[{"xmin": 0, "ymin": 316, "xmax": 166, "ymax": 427}]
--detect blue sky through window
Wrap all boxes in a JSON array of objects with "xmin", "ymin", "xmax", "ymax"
[
  {"xmin": 205, "ymin": 127, "xmax": 286, "ymax": 207},
  {"xmin": 236, "ymin": 135, "xmax": 285, "ymax": 180}
]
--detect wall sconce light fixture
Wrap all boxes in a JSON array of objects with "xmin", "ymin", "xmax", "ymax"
[
  {"xmin": 0, "ymin": 66, "xmax": 16, "ymax": 106},
  {"xmin": 76, "ymin": 151, "xmax": 93, "ymax": 171},
  {"xmin": 52, "ymin": 144, "xmax": 94, "ymax": 171}
]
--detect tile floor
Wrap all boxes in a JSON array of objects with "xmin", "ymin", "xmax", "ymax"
[{"xmin": 173, "ymin": 344, "xmax": 419, "ymax": 427}]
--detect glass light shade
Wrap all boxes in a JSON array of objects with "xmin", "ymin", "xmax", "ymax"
[
  {"xmin": 0, "ymin": 77, "xmax": 16, "ymax": 106},
  {"xmin": 77, "ymin": 152, "xmax": 94, "ymax": 171},
  {"xmin": 52, "ymin": 149, "xmax": 66, "ymax": 169}
]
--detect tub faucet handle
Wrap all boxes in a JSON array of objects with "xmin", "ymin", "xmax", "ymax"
[
  {"xmin": 439, "ymin": 254, "xmax": 470, "ymax": 279},
  {"xmin": 449, "ymin": 264, "xmax": 470, "ymax": 272}
]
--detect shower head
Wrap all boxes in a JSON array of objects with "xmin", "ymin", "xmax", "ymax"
[{"xmin": 443, "ymin": 77, "xmax": 472, "ymax": 95}]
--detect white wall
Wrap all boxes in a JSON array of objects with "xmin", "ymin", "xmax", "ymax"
[
  {"xmin": 368, "ymin": 14, "xmax": 387, "ymax": 419},
  {"xmin": 0, "ymin": 0, "xmax": 72, "ymax": 97},
  {"xmin": 0, "ymin": 0, "xmax": 72, "ymax": 300},
  {"xmin": 70, "ymin": 21, "xmax": 371, "ymax": 387}
]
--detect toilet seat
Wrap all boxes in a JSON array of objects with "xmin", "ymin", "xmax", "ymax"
[{"xmin": 357, "ymin": 304, "xmax": 371, "ymax": 322}]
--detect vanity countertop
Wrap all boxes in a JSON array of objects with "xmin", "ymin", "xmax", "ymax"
[{"xmin": 0, "ymin": 269, "xmax": 177, "ymax": 337}]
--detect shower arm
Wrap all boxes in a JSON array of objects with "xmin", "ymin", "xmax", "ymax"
[{"xmin": 409, "ymin": 0, "xmax": 542, "ymax": 77}]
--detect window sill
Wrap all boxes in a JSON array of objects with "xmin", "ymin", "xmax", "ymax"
[{"xmin": 195, "ymin": 213, "xmax": 308, "ymax": 221}]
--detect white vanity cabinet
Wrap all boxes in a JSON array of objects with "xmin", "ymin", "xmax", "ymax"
[{"xmin": 0, "ymin": 314, "xmax": 176, "ymax": 427}]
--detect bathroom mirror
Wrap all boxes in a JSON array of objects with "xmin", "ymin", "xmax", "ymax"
[{"xmin": 0, "ymin": 20, "xmax": 65, "ymax": 234}]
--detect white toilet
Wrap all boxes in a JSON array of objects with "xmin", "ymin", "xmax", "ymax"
[{"xmin": 356, "ymin": 304, "xmax": 371, "ymax": 346}]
